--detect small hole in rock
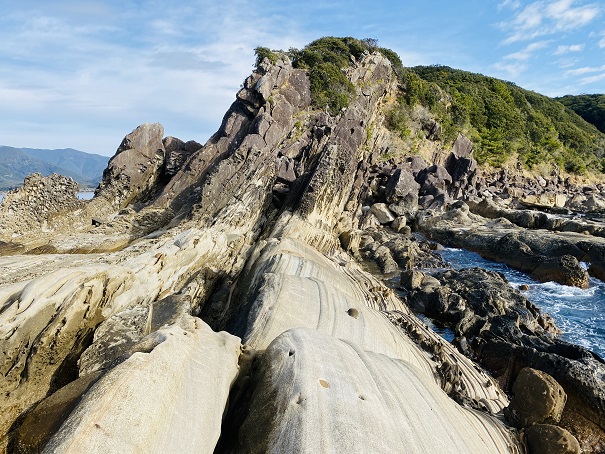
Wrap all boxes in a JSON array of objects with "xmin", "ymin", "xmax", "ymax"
[
  {"xmin": 359, "ymin": 395, "xmax": 365, "ymax": 400},
  {"xmin": 347, "ymin": 308, "xmax": 359, "ymax": 319},
  {"xmin": 289, "ymin": 350, "xmax": 295, "ymax": 356},
  {"xmin": 350, "ymin": 128, "xmax": 355, "ymax": 135}
]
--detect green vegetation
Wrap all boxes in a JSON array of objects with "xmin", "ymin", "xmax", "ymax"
[
  {"xmin": 255, "ymin": 37, "xmax": 383, "ymax": 116},
  {"xmin": 253, "ymin": 46, "xmax": 280, "ymax": 66},
  {"xmin": 557, "ymin": 94, "xmax": 605, "ymax": 134},
  {"xmin": 254, "ymin": 37, "xmax": 605, "ymax": 175},
  {"xmin": 387, "ymin": 65, "xmax": 605, "ymax": 174}
]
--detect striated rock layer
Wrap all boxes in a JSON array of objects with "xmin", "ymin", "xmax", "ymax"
[{"xmin": 1, "ymin": 47, "xmax": 603, "ymax": 453}]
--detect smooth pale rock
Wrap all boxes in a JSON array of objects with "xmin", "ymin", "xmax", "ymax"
[
  {"xmin": 230, "ymin": 237, "xmax": 508, "ymax": 414},
  {"xmin": 44, "ymin": 319, "xmax": 241, "ymax": 454},
  {"xmin": 505, "ymin": 368, "xmax": 567, "ymax": 428},
  {"xmin": 236, "ymin": 329, "xmax": 520, "ymax": 454},
  {"xmin": 370, "ymin": 203, "xmax": 395, "ymax": 224},
  {"xmin": 0, "ymin": 228, "xmax": 231, "ymax": 440}
]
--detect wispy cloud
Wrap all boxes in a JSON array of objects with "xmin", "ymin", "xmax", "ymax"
[
  {"xmin": 504, "ymin": 40, "xmax": 549, "ymax": 60},
  {"xmin": 499, "ymin": 0, "xmax": 602, "ymax": 44},
  {"xmin": 565, "ymin": 64, "xmax": 605, "ymax": 76},
  {"xmin": 0, "ymin": 0, "xmax": 310, "ymax": 154},
  {"xmin": 580, "ymin": 72, "xmax": 605, "ymax": 84},
  {"xmin": 491, "ymin": 61, "xmax": 528, "ymax": 78},
  {"xmin": 554, "ymin": 43, "xmax": 584, "ymax": 55},
  {"xmin": 498, "ymin": 0, "xmax": 522, "ymax": 11}
]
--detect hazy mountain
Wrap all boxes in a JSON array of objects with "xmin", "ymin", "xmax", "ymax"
[{"xmin": 0, "ymin": 146, "xmax": 108, "ymax": 190}]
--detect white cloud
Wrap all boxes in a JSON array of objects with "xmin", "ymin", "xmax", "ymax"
[
  {"xmin": 0, "ymin": 0, "xmax": 313, "ymax": 154},
  {"xmin": 554, "ymin": 44, "xmax": 584, "ymax": 55},
  {"xmin": 580, "ymin": 72, "xmax": 605, "ymax": 84},
  {"xmin": 499, "ymin": 0, "xmax": 602, "ymax": 44},
  {"xmin": 491, "ymin": 61, "xmax": 528, "ymax": 78},
  {"xmin": 498, "ymin": 0, "xmax": 522, "ymax": 10},
  {"xmin": 504, "ymin": 40, "xmax": 549, "ymax": 60},
  {"xmin": 565, "ymin": 65, "xmax": 605, "ymax": 76},
  {"xmin": 557, "ymin": 57, "xmax": 580, "ymax": 68}
]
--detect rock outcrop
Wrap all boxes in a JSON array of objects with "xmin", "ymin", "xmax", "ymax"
[
  {"xmin": 1, "ymin": 45, "xmax": 604, "ymax": 454},
  {"xmin": 0, "ymin": 173, "xmax": 83, "ymax": 238}
]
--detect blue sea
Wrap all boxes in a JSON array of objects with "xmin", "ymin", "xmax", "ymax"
[{"xmin": 437, "ymin": 247, "xmax": 605, "ymax": 358}]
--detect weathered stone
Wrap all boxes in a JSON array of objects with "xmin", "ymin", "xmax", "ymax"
[
  {"xmin": 276, "ymin": 156, "xmax": 297, "ymax": 183},
  {"xmin": 385, "ymin": 168, "xmax": 420, "ymax": 203},
  {"xmin": 417, "ymin": 164, "xmax": 453, "ymax": 196},
  {"xmin": 505, "ymin": 368, "xmax": 567, "ymax": 428},
  {"xmin": 391, "ymin": 216, "xmax": 407, "ymax": 233},
  {"xmin": 234, "ymin": 329, "xmax": 517, "ymax": 454},
  {"xmin": 400, "ymin": 270, "xmax": 425, "ymax": 290},
  {"xmin": 7, "ymin": 46, "xmax": 605, "ymax": 454},
  {"xmin": 7, "ymin": 372, "xmax": 102, "ymax": 453},
  {"xmin": 95, "ymin": 122, "xmax": 166, "ymax": 208},
  {"xmin": 525, "ymin": 424, "xmax": 580, "ymax": 454},
  {"xmin": 0, "ymin": 173, "xmax": 83, "ymax": 236},
  {"xmin": 370, "ymin": 203, "xmax": 395, "ymax": 224},
  {"xmin": 44, "ymin": 320, "xmax": 241, "ymax": 454}
]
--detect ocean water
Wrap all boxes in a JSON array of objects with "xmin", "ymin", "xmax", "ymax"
[
  {"xmin": 0, "ymin": 191, "xmax": 93, "ymax": 203},
  {"xmin": 77, "ymin": 191, "xmax": 95, "ymax": 200},
  {"xmin": 437, "ymin": 247, "xmax": 605, "ymax": 358}
]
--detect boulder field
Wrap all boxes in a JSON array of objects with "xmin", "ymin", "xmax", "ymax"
[{"xmin": 1, "ymin": 52, "xmax": 604, "ymax": 453}]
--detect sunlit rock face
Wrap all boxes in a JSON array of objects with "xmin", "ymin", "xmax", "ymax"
[{"xmin": 1, "ymin": 46, "xmax": 603, "ymax": 454}]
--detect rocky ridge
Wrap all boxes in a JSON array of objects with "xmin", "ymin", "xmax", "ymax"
[{"xmin": 0, "ymin": 47, "xmax": 604, "ymax": 453}]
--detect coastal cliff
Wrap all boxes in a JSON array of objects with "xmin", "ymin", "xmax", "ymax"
[{"xmin": 1, "ymin": 38, "xmax": 604, "ymax": 453}]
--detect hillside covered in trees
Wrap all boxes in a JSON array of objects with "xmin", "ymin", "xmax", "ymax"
[
  {"xmin": 256, "ymin": 37, "xmax": 605, "ymax": 176},
  {"xmin": 556, "ymin": 94, "xmax": 605, "ymax": 134},
  {"xmin": 390, "ymin": 65, "xmax": 605, "ymax": 174}
]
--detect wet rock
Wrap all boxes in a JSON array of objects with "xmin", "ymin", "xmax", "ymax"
[{"xmin": 532, "ymin": 255, "xmax": 589, "ymax": 289}]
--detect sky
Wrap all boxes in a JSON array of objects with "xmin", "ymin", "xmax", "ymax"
[{"xmin": 0, "ymin": 0, "xmax": 604, "ymax": 156}]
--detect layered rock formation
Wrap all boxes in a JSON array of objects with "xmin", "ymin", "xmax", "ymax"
[{"xmin": 1, "ymin": 47, "xmax": 604, "ymax": 453}]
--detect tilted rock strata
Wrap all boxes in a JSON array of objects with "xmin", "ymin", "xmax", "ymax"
[
  {"xmin": 44, "ymin": 320, "xmax": 241, "ymax": 454},
  {"xmin": 2, "ymin": 48, "xmax": 603, "ymax": 454},
  {"xmin": 234, "ymin": 329, "xmax": 518, "ymax": 454}
]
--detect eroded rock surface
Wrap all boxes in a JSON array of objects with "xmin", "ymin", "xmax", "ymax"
[{"xmin": 1, "ymin": 48, "xmax": 603, "ymax": 454}]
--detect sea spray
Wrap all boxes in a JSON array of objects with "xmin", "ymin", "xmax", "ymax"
[{"xmin": 438, "ymin": 247, "xmax": 605, "ymax": 358}]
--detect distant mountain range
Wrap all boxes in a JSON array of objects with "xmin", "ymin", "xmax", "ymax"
[{"xmin": 0, "ymin": 146, "xmax": 108, "ymax": 190}]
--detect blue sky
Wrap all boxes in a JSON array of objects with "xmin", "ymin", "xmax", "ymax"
[{"xmin": 0, "ymin": 0, "xmax": 603, "ymax": 156}]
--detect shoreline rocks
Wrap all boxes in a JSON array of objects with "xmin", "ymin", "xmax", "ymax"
[{"xmin": 1, "ymin": 49, "xmax": 605, "ymax": 454}]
